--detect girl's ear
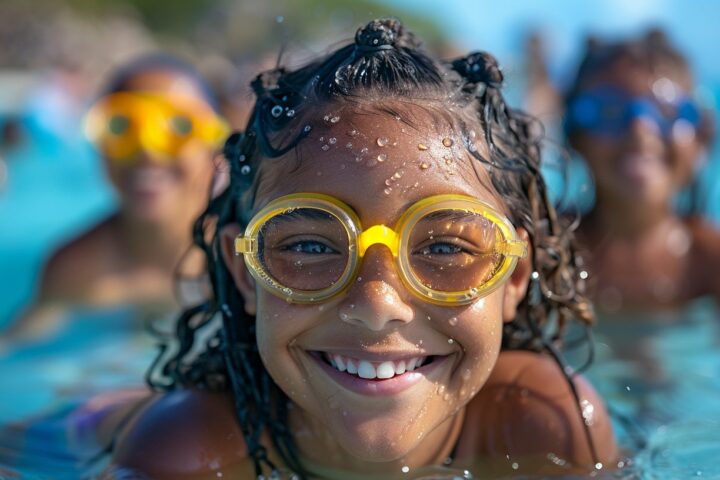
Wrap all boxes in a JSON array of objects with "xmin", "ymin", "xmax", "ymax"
[
  {"xmin": 219, "ymin": 223, "xmax": 257, "ymax": 316},
  {"xmin": 502, "ymin": 227, "xmax": 532, "ymax": 323}
]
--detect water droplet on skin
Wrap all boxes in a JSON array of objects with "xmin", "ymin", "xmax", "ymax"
[
  {"xmin": 442, "ymin": 137, "xmax": 454, "ymax": 147},
  {"xmin": 420, "ymin": 162, "xmax": 430, "ymax": 170},
  {"xmin": 319, "ymin": 136, "xmax": 325, "ymax": 142},
  {"xmin": 392, "ymin": 171, "xmax": 402, "ymax": 179},
  {"xmin": 303, "ymin": 125, "xmax": 312, "ymax": 133},
  {"xmin": 377, "ymin": 153, "xmax": 387, "ymax": 162},
  {"xmin": 323, "ymin": 115, "xmax": 331, "ymax": 122},
  {"xmin": 286, "ymin": 109, "xmax": 295, "ymax": 117},
  {"xmin": 579, "ymin": 270, "xmax": 588, "ymax": 280},
  {"xmin": 442, "ymin": 393, "xmax": 451, "ymax": 401},
  {"xmin": 448, "ymin": 317, "xmax": 458, "ymax": 326},
  {"xmin": 346, "ymin": 142, "xmax": 353, "ymax": 149},
  {"xmin": 531, "ymin": 271, "xmax": 540, "ymax": 280},
  {"xmin": 329, "ymin": 137, "xmax": 337, "ymax": 144},
  {"xmin": 401, "ymin": 465, "xmax": 410, "ymax": 473},
  {"xmin": 418, "ymin": 339, "xmax": 423, "ymax": 345},
  {"xmin": 376, "ymin": 137, "xmax": 389, "ymax": 147},
  {"xmin": 348, "ymin": 129, "xmax": 358, "ymax": 136},
  {"xmin": 383, "ymin": 187, "xmax": 392, "ymax": 195},
  {"xmin": 444, "ymin": 156, "xmax": 454, "ymax": 165},
  {"xmin": 360, "ymin": 147, "xmax": 369, "ymax": 155},
  {"xmin": 271, "ymin": 105, "xmax": 283, "ymax": 117},
  {"xmin": 330, "ymin": 116, "xmax": 340, "ymax": 123},
  {"xmin": 448, "ymin": 338, "xmax": 454, "ymax": 344},
  {"xmin": 385, "ymin": 179, "xmax": 393, "ymax": 186},
  {"xmin": 321, "ymin": 145, "xmax": 330, "ymax": 151},
  {"xmin": 240, "ymin": 165, "xmax": 251, "ymax": 175},
  {"xmin": 417, "ymin": 143, "xmax": 428, "ymax": 151},
  {"xmin": 511, "ymin": 462, "xmax": 519, "ymax": 470}
]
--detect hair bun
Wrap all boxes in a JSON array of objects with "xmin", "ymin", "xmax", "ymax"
[
  {"xmin": 355, "ymin": 18, "xmax": 403, "ymax": 52},
  {"xmin": 452, "ymin": 51, "xmax": 504, "ymax": 88}
]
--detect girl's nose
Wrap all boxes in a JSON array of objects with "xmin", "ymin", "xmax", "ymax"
[{"xmin": 337, "ymin": 245, "xmax": 414, "ymax": 331}]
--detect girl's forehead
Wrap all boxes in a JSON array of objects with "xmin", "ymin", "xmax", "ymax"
[{"xmin": 252, "ymin": 107, "xmax": 506, "ymax": 224}]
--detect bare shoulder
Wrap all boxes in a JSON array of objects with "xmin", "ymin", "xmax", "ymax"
[
  {"xmin": 109, "ymin": 389, "xmax": 249, "ymax": 478},
  {"xmin": 39, "ymin": 217, "xmax": 117, "ymax": 303},
  {"xmin": 460, "ymin": 350, "xmax": 617, "ymax": 471}
]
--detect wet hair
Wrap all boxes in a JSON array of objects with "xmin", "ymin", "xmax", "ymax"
[
  {"xmin": 565, "ymin": 28, "xmax": 715, "ymax": 214},
  {"xmin": 101, "ymin": 53, "xmax": 220, "ymax": 112},
  {"xmin": 147, "ymin": 18, "xmax": 597, "ymax": 477}
]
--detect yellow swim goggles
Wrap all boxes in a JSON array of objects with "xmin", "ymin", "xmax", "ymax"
[
  {"xmin": 83, "ymin": 92, "xmax": 229, "ymax": 164},
  {"xmin": 235, "ymin": 193, "xmax": 528, "ymax": 306}
]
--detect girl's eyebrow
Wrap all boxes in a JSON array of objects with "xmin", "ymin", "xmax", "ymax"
[{"xmin": 267, "ymin": 209, "xmax": 337, "ymax": 223}]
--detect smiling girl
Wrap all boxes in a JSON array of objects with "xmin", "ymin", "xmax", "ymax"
[{"xmin": 104, "ymin": 19, "xmax": 617, "ymax": 479}]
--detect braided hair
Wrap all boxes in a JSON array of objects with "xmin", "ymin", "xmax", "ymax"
[{"xmin": 147, "ymin": 18, "xmax": 597, "ymax": 477}]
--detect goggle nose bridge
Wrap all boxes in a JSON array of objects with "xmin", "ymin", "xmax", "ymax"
[{"xmin": 357, "ymin": 225, "xmax": 400, "ymax": 257}]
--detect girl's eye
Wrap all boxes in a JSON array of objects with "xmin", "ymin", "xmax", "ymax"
[
  {"xmin": 108, "ymin": 115, "xmax": 131, "ymax": 135},
  {"xmin": 417, "ymin": 242, "xmax": 464, "ymax": 255},
  {"xmin": 170, "ymin": 115, "xmax": 193, "ymax": 135},
  {"xmin": 283, "ymin": 240, "xmax": 338, "ymax": 255}
]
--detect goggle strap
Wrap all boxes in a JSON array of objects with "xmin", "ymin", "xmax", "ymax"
[
  {"xmin": 498, "ymin": 240, "xmax": 528, "ymax": 258},
  {"xmin": 235, "ymin": 236, "xmax": 257, "ymax": 255}
]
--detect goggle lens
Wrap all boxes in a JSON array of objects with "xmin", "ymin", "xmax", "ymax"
[
  {"xmin": 258, "ymin": 208, "xmax": 350, "ymax": 291},
  {"xmin": 408, "ymin": 210, "xmax": 502, "ymax": 292}
]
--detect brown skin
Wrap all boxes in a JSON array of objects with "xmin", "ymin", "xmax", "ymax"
[
  {"xmin": 7, "ymin": 69, "xmax": 215, "ymax": 338},
  {"xmin": 571, "ymin": 60, "xmax": 720, "ymax": 313},
  {"xmin": 104, "ymin": 105, "xmax": 617, "ymax": 478}
]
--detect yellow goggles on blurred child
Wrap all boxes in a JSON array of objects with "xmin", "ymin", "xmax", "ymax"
[
  {"xmin": 235, "ymin": 193, "xmax": 528, "ymax": 306},
  {"xmin": 84, "ymin": 92, "xmax": 229, "ymax": 163}
]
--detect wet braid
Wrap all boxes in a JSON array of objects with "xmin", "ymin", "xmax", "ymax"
[{"xmin": 149, "ymin": 18, "xmax": 600, "ymax": 477}]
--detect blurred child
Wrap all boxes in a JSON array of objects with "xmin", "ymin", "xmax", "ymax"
[
  {"xmin": 564, "ymin": 30, "xmax": 720, "ymax": 313},
  {"xmin": 10, "ymin": 55, "xmax": 228, "ymax": 337}
]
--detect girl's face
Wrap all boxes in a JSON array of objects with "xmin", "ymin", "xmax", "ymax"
[
  {"xmin": 224, "ymin": 105, "xmax": 530, "ymax": 467},
  {"xmin": 570, "ymin": 59, "xmax": 704, "ymax": 209},
  {"xmin": 103, "ymin": 69, "xmax": 217, "ymax": 224}
]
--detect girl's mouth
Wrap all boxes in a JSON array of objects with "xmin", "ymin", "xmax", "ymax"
[
  {"xmin": 321, "ymin": 352, "xmax": 433, "ymax": 379},
  {"xmin": 308, "ymin": 351, "xmax": 449, "ymax": 396}
]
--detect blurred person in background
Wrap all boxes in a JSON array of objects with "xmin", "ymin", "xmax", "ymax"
[
  {"xmin": 563, "ymin": 29, "xmax": 720, "ymax": 315},
  {"xmin": 8, "ymin": 55, "xmax": 229, "ymax": 339}
]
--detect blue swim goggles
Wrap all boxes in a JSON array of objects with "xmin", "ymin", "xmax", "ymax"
[{"xmin": 565, "ymin": 86, "xmax": 701, "ymax": 139}]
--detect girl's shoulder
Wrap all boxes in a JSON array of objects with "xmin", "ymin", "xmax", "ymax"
[
  {"xmin": 458, "ymin": 350, "xmax": 617, "ymax": 471},
  {"xmin": 108, "ymin": 389, "xmax": 252, "ymax": 478}
]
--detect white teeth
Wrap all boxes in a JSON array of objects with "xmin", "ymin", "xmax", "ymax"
[
  {"xmin": 324, "ymin": 353, "xmax": 429, "ymax": 380},
  {"xmin": 376, "ymin": 361, "xmax": 395, "ymax": 379},
  {"xmin": 406, "ymin": 358, "xmax": 417, "ymax": 371},
  {"xmin": 357, "ymin": 360, "xmax": 376, "ymax": 379},
  {"xmin": 334, "ymin": 355, "xmax": 346, "ymax": 372},
  {"xmin": 346, "ymin": 359, "xmax": 358, "ymax": 374}
]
